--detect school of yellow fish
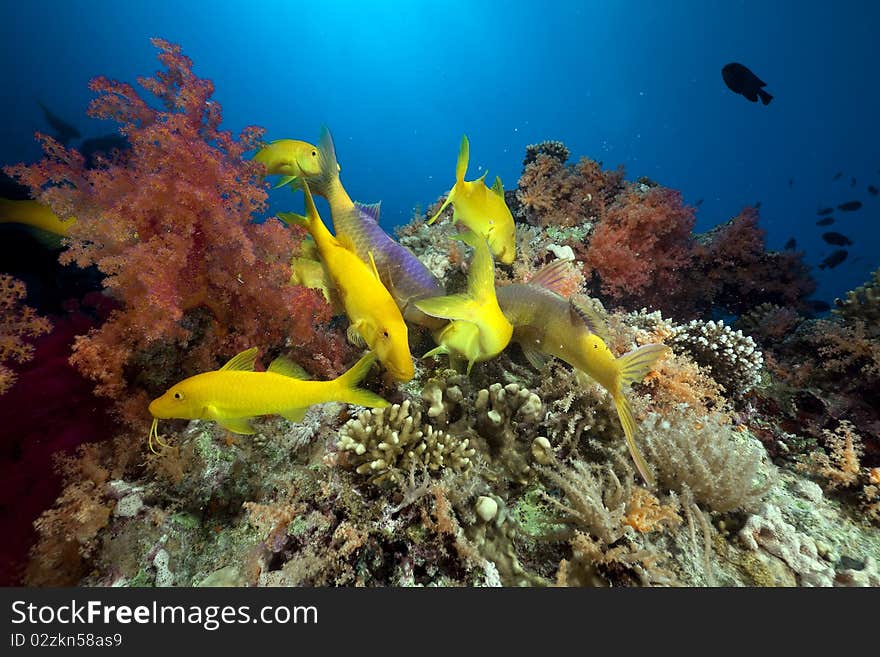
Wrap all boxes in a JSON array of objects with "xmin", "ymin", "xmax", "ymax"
[{"xmin": 140, "ymin": 129, "xmax": 668, "ymax": 484}]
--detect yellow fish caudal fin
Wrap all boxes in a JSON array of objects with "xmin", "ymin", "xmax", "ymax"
[
  {"xmin": 147, "ymin": 349, "xmax": 391, "ymax": 452},
  {"xmin": 253, "ymin": 139, "xmax": 323, "ymax": 190},
  {"xmin": 426, "ymin": 135, "xmax": 516, "ymax": 265},
  {"xmin": 415, "ymin": 231, "xmax": 512, "ymax": 373},
  {"xmin": 612, "ymin": 344, "xmax": 670, "ymax": 486}
]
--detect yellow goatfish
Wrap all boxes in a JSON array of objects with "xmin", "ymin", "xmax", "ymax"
[
  {"xmin": 415, "ymin": 231, "xmax": 513, "ymax": 374},
  {"xmin": 253, "ymin": 139, "xmax": 325, "ymax": 189},
  {"xmin": 0, "ymin": 198, "xmax": 75, "ymax": 247},
  {"xmin": 496, "ymin": 260, "xmax": 668, "ymax": 486},
  {"xmin": 278, "ymin": 181, "xmax": 414, "ymax": 382},
  {"xmin": 428, "ymin": 135, "xmax": 516, "ymax": 265},
  {"xmin": 148, "ymin": 350, "xmax": 389, "ymax": 452}
]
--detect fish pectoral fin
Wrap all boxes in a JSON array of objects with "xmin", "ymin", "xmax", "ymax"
[
  {"xmin": 276, "ymin": 212, "xmax": 308, "ymax": 228},
  {"xmin": 219, "ymin": 347, "xmax": 259, "ymax": 372},
  {"xmin": 521, "ymin": 346, "xmax": 551, "ymax": 371},
  {"xmin": 346, "ymin": 322, "xmax": 367, "ymax": 348},
  {"xmin": 367, "ymin": 251, "xmax": 382, "ymax": 281},
  {"xmin": 280, "ymin": 408, "xmax": 309, "ymax": 423},
  {"xmin": 422, "ymin": 344, "xmax": 449, "ymax": 359},
  {"xmin": 414, "ymin": 293, "xmax": 480, "ymax": 323},
  {"xmin": 273, "ymin": 175, "xmax": 298, "ymax": 189},
  {"xmin": 216, "ymin": 416, "xmax": 257, "ymax": 435},
  {"xmin": 491, "ymin": 175, "xmax": 504, "ymax": 197},
  {"xmin": 569, "ymin": 297, "xmax": 610, "ymax": 343}
]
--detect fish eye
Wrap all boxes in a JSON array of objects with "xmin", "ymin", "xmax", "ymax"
[
  {"xmin": 383, "ymin": 330, "xmax": 389, "ymax": 338},
  {"xmin": 311, "ymin": 150, "xmax": 317, "ymax": 157},
  {"xmin": 173, "ymin": 391, "xmax": 184, "ymax": 400}
]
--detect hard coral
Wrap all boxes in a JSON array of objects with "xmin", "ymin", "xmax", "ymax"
[{"xmin": 7, "ymin": 39, "xmax": 345, "ymax": 425}]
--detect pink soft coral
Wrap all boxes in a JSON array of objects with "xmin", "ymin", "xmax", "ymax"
[{"xmin": 6, "ymin": 39, "xmax": 347, "ymax": 426}]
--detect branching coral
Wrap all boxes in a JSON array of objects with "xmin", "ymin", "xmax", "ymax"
[
  {"xmin": 834, "ymin": 268, "xmax": 880, "ymax": 326},
  {"xmin": 337, "ymin": 400, "xmax": 476, "ymax": 485},
  {"xmin": 0, "ymin": 274, "xmax": 52, "ymax": 394},
  {"xmin": 6, "ymin": 39, "xmax": 346, "ymax": 425},
  {"xmin": 667, "ymin": 319, "xmax": 764, "ymax": 397}
]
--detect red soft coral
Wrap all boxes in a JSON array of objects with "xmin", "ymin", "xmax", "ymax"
[
  {"xmin": 6, "ymin": 39, "xmax": 347, "ymax": 426},
  {"xmin": 0, "ymin": 275, "xmax": 52, "ymax": 394},
  {"xmin": 580, "ymin": 185, "xmax": 695, "ymax": 310}
]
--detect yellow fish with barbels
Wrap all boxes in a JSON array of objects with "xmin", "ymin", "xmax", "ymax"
[
  {"xmin": 496, "ymin": 260, "xmax": 669, "ymax": 486},
  {"xmin": 148, "ymin": 350, "xmax": 388, "ymax": 452},
  {"xmin": 428, "ymin": 135, "xmax": 516, "ymax": 265},
  {"xmin": 278, "ymin": 181, "xmax": 414, "ymax": 382},
  {"xmin": 253, "ymin": 139, "xmax": 329, "ymax": 189}
]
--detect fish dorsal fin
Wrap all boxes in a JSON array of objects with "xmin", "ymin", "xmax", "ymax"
[
  {"xmin": 491, "ymin": 176, "xmax": 504, "ymax": 197},
  {"xmin": 569, "ymin": 297, "xmax": 610, "ymax": 342},
  {"xmin": 476, "ymin": 170, "xmax": 489, "ymax": 184},
  {"xmin": 268, "ymin": 356, "xmax": 311, "ymax": 379},
  {"xmin": 220, "ymin": 347, "xmax": 259, "ymax": 372},
  {"xmin": 528, "ymin": 259, "xmax": 576, "ymax": 297},
  {"xmin": 354, "ymin": 201, "xmax": 381, "ymax": 224},
  {"xmin": 456, "ymin": 135, "xmax": 470, "ymax": 183},
  {"xmin": 273, "ymin": 175, "xmax": 298, "ymax": 189}
]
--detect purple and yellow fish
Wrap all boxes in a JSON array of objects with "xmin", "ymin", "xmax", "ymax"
[
  {"xmin": 310, "ymin": 127, "xmax": 445, "ymax": 329},
  {"xmin": 497, "ymin": 260, "xmax": 668, "ymax": 486}
]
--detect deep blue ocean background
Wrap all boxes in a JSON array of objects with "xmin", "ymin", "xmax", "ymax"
[{"xmin": 2, "ymin": 0, "xmax": 878, "ymax": 305}]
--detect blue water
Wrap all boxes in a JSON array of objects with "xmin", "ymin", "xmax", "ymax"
[{"xmin": 2, "ymin": 0, "xmax": 878, "ymax": 304}]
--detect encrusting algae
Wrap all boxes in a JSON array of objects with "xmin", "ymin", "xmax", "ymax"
[{"xmin": 8, "ymin": 40, "xmax": 880, "ymax": 589}]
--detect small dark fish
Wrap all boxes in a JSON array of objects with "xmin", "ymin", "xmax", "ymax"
[
  {"xmin": 784, "ymin": 237, "xmax": 797, "ymax": 250},
  {"xmin": 868, "ymin": 185, "xmax": 878, "ymax": 196},
  {"xmin": 822, "ymin": 231, "xmax": 853, "ymax": 246},
  {"xmin": 805, "ymin": 299, "xmax": 831, "ymax": 314},
  {"xmin": 817, "ymin": 207, "xmax": 834, "ymax": 216},
  {"xmin": 37, "ymin": 100, "xmax": 81, "ymax": 146},
  {"xmin": 754, "ymin": 201, "xmax": 762, "ymax": 209},
  {"xmin": 851, "ymin": 177, "xmax": 857, "ymax": 187},
  {"xmin": 837, "ymin": 201, "xmax": 862, "ymax": 212},
  {"xmin": 819, "ymin": 250, "xmax": 848, "ymax": 269},
  {"xmin": 788, "ymin": 178, "xmax": 794, "ymax": 187},
  {"xmin": 833, "ymin": 171, "xmax": 843, "ymax": 181},
  {"xmin": 722, "ymin": 62, "xmax": 773, "ymax": 105},
  {"xmin": 79, "ymin": 133, "xmax": 130, "ymax": 169},
  {"xmin": 694, "ymin": 198, "xmax": 704, "ymax": 207},
  {"xmin": 816, "ymin": 217, "xmax": 835, "ymax": 226}
]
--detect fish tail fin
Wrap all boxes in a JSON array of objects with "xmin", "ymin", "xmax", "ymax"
[
  {"xmin": 613, "ymin": 392, "xmax": 655, "ymax": 487},
  {"xmin": 616, "ymin": 344, "xmax": 669, "ymax": 388},
  {"xmin": 456, "ymin": 135, "xmax": 470, "ymax": 183},
  {"xmin": 758, "ymin": 89, "xmax": 773, "ymax": 105},
  {"xmin": 316, "ymin": 126, "xmax": 341, "ymax": 190},
  {"xmin": 335, "ymin": 353, "xmax": 390, "ymax": 408},
  {"xmin": 453, "ymin": 231, "xmax": 495, "ymax": 302}
]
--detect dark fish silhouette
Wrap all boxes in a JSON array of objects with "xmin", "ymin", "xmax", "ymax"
[
  {"xmin": 868, "ymin": 185, "xmax": 878, "ymax": 196},
  {"xmin": 851, "ymin": 177, "xmax": 857, "ymax": 187},
  {"xmin": 80, "ymin": 133, "xmax": 130, "ymax": 169},
  {"xmin": 788, "ymin": 178, "xmax": 794, "ymax": 187},
  {"xmin": 694, "ymin": 198, "xmax": 704, "ymax": 207},
  {"xmin": 837, "ymin": 201, "xmax": 862, "ymax": 211},
  {"xmin": 805, "ymin": 299, "xmax": 831, "ymax": 314},
  {"xmin": 37, "ymin": 100, "xmax": 81, "ymax": 146},
  {"xmin": 784, "ymin": 237, "xmax": 797, "ymax": 250},
  {"xmin": 816, "ymin": 217, "xmax": 835, "ymax": 226},
  {"xmin": 819, "ymin": 250, "xmax": 848, "ymax": 269},
  {"xmin": 722, "ymin": 63, "xmax": 773, "ymax": 105},
  {"xmin": 833, "ymin": 171, "xmax": 843, "ymax": 181},
  {"xmin": 754, "ymin": 201, "xmax": 762, "ymax": 209},
  {"xmin": 822, "ymin": 231, "xmax": 853, "ymax": 246},
  {"xmin": 817, "ymin": 207, "xmax": 834, "ymax": 216}
]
